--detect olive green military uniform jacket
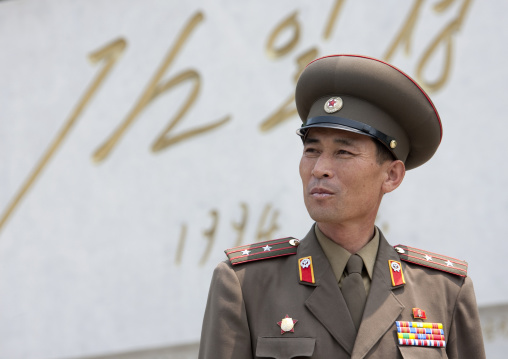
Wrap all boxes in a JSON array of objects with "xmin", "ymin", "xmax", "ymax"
[{"xmin": 199, "ymin": 227, "xmax": 485, "ymax": 358}]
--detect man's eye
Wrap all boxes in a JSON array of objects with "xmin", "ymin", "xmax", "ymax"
[{"xmin": 337, "ymin": 150, "xmax": 352, "ymax": 155}]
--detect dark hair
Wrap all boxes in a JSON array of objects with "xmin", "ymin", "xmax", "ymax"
[{"xmin": 372, "ymin": 138, "xmax": 396, "ymax": 165}]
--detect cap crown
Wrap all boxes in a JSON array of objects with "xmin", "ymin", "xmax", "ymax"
[{"xmin": 295, "ymin": 55, "xmax": 442, "ymax": 170}]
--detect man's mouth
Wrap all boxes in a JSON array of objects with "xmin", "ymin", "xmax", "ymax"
[{"xmin": 310, "ymin": 187, "xmax": 334, "ymax": 198}]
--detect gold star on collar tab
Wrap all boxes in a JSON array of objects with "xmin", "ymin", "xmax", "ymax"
[{"xmin": 277, "ymin": 314, "xmax": 298, "ymax": 334}]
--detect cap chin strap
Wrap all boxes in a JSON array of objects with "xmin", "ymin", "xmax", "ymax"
[{"xmin": 298, "ymin": 115, "xmax": 397, "ymax": 151}]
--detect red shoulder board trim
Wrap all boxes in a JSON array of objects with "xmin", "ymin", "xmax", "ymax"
[
  {"xmin": 394, "ymin": 245, "xmax": 468, "ymax": 277},
  {"xmin": 225, "ymin": 237, "xmax": 299, "ymax": 265}
]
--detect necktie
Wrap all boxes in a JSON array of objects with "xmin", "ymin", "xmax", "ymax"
[{"xmin": 341, "ymin": 254, "xmax": 367, "ymax": 331}]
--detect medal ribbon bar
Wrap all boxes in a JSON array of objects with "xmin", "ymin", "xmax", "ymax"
[{"xmin": 396, "ymin": 321, "xmax": 446, "ymax": 348}]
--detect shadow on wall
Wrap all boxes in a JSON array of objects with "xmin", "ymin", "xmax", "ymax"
[
  {"xmin": 479, "ymin": 303, "xmax": 508, "ymax": 359},
  {"xmin": 78, "ymin": 342, "xmax": 199, "ymax": 359}
]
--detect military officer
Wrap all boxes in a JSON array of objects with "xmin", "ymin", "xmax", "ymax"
[{"xmin": 198, "ymin": 55, "xmax": 486, "ymax": 358}]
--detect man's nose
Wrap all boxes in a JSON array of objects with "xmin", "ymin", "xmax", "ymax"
[{"xmin": 311, "ymin": 156, "xmax": 334, "ymax": 178}]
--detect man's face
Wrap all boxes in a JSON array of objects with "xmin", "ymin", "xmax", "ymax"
[{"xmin": 299, "ymin": 127, "xmax": 390, "ymax": 227}]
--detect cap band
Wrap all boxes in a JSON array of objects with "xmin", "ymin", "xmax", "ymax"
[{"xmin": 299, "ymin": 116, "xmax": 397, "ymax": 151}]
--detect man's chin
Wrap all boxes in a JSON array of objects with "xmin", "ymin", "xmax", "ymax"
[{"xmin": 307, "ymin": 209, "xmax": 339, "ymax": 224}]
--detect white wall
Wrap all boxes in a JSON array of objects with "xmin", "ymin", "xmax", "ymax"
[{"xmin": 0, "ymin": 0, "xmax": 506, "ymax": 358}]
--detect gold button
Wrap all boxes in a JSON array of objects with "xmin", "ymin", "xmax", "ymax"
[
  {"xmin": 395, "ymin": 247, "xmax": 405, "ymax": 254},
  {"xmin": 390, "ymin": 140, "xmax": 397, "ymax": 149},
  {"xmin": 289, "ymin": 239, "xmax": 300, "ymax": 247}
]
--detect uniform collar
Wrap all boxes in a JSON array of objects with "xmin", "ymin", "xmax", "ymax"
[{"xmin": 314, "ymin": 224, "xmax": 379, "ymax": 281}]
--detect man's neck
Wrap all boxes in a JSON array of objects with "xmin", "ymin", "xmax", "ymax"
[{"xmin": 316, "ymin": 221, "xmax": 376, "ymax": 254}]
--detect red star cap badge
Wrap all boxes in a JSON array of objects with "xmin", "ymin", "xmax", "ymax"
[{"xmin": 323, "ymin": 96, "xmax": 343, "ymax": 113}]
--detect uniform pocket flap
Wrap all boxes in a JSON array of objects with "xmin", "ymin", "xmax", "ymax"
[
  {"xmin": 398, "ymin": 345, "xmax": 447, "ymax": 358},
  {"xmin": 256, "ymin": 337, "xmax": 316, "ymax": 358}
]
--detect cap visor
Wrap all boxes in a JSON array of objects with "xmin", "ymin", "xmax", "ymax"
[{"xmin": 296, "ymin": 123, "xmax": 372, "ymax": 138}]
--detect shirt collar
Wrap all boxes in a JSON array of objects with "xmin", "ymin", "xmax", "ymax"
[
  {"xmin": 314, "ymin": 224, "xmax": 379, "ymax": 280},
  {"xmin": 357, "ymin": 227, "xmax": 379, "ymax": 280}
]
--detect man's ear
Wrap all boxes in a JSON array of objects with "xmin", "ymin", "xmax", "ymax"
[{"xmin": 382, "ymin": 160, "xmax": 405, "ymax": 194}]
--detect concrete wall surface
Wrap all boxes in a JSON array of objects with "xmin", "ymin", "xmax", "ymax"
[{"xmin": 1, "ymin": 1, "xmax": 507, "ymax": 358}]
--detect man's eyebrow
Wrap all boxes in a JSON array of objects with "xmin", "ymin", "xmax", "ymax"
[
  {"xmin": 303, "ymin": 137, "xmax": 319, "ymax": 144},
  {"xmin": 334, "ymin": 138, "xmax": 355, "ymax": 146}
]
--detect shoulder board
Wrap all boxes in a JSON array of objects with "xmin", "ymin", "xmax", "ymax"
[
  {"xmin": 225, "ymin": 237, "xmax": 300, "ymax": 265},
  {"xmin": 394, "ymin": 245, "xmax": 468, "ymax": 277}
]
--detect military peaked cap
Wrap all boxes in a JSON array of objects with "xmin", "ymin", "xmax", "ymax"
[{"xmin": 295, "ymin": 55, "xmax": 442, "ymax": 170}]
